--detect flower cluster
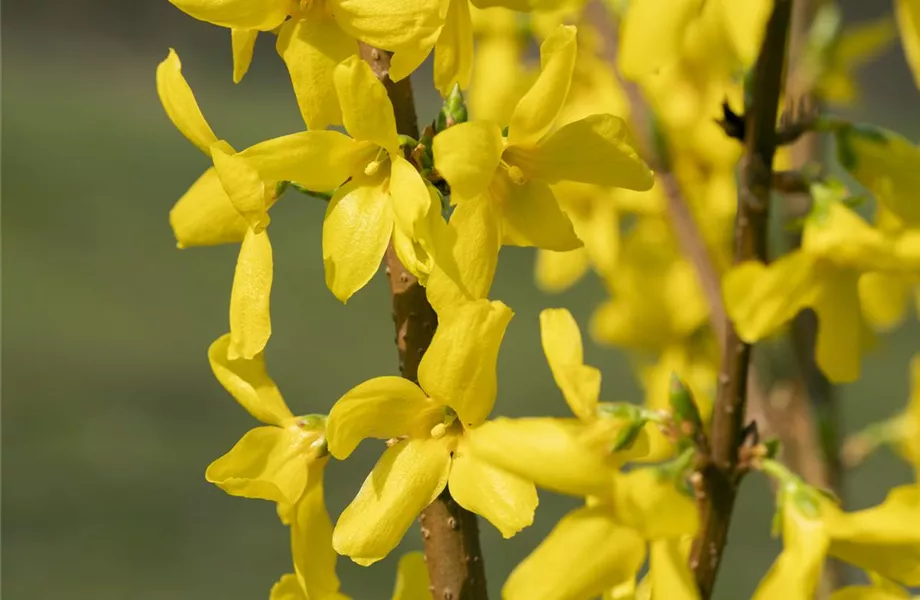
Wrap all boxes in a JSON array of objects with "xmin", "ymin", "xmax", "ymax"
[{"xmin": 159, "ymin": 0, "xmax": 920, "ymax": 598}]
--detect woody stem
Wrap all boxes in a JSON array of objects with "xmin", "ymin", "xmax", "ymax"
[{"xmin": 358, "ymin": 43, "xmax": 489, "ymax": 600}]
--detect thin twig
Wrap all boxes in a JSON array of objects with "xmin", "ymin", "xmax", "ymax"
[
  {"xmin": 358, "ymin": 43, "xmax": 489, "ymax": 600},
  {"xmin": 689, "ymin": 2, "xmax": 793, "ymax": 597}
]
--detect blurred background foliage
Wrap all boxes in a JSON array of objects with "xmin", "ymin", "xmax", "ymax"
[{"xmin": 2, "ymin": 1, "xmax": 918, "ymax": 598}]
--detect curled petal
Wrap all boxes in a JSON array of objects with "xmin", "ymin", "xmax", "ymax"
[
  {"xmin": 208, "ymin": 332, "xmax": 292, "ymax": 426},
  {"xmin": 277, "ymin": 14, "xmax": 357, "ymax": 130},
  {"xmin": 291, "ymin": 461, "xmax": 340, "ymax": 600},
  {"xmin": 449, "ymin": 437, "xmax": 537, "ymax": 538},
  {"xmin": 333, "ymin": 438, "xmax": 451, "ymax": 565},
  {"xmin": 753, "ymin": 504, "xmax": 829, "ymax": 600},
  {"xmin": 156, "ymin": 49, "xmax": 219, "ymax": 154},
  {"xmin": 326, "ymin": 376, "xmax": 436, "ymax": 460},
  {"xmin": 389, "ymin": 156, "xmax": 431, "ymax": 239},
  {"xmin": 418, "ymin": 299, "xmax": 513, "ymax": 427},
  {"xmin": 498, "ymin": 176, "xmax": 582, "ymax": 252},
  {"xmin": 205, "ymin": 424, "xmax": 318, "ymax": 505},
  {"xmin": 211, "ymin": 141, "xmax": 270, "ymax": 231},
  {"xmin": 507, "ymin": 25, "xmax": 577, "ymax": 147},
  {"xmin": 322, "ymin": 172, "xmax": 394, "ymax": 303},
  {"xmin": 507, "ymin": 114, "xmax": 653, "ymax": 191},
  {"xmin": 241, "ymin": 131, "xmax": 363, "ymax": 193},
  {"xmin": 540, "ymin": 308, "xmax": 600, "ymax": 421},
  {"xmin": 467, "ymin": 417, "xmax": 619, "ymax": 498},
  {"xmin": 229, "ymin": 228, "xmax": 273, "ymax": 360},
  {"xmin": 230, "ymin": 29, "xmax": 258, "ymax": 83},
  {"xmin": 504, "ymin": 506, "xmax": 646, "ymax": 600},
  {"xmin": 813, "ymin": 268, "xmax": 867, "ymax": 383},
  {"xmin": 170, "ymin": 167, "xmax": 249, "ymax": 248},
  {"xmin": 269, "ymin": 574, "xmax": 306, "ymax": 600},
  {"xmin": 334, "ymin": 56, "xmax": 399, "ymax": 152},
  {"xmin": 433, "ymin": 0, "xmax": 473, "ymax": 95}
]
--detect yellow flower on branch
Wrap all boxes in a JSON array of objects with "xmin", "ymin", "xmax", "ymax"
[
  {"xmin": 205, "ymin": 333, "xmax": 339, "ymax": 600},
  {"xmin": 431, "ymin": 25, "xmax": 653, "ymax": 307},
  {"xmin": 724, "ymin": 187, "xmax": 919, "ymax": 382},
  {"xmin": 326, "ymin": 300, "xmax": 537, "ymax": 565}
]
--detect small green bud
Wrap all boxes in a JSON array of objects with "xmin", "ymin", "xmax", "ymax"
[
  {"xmin": 436, "ymin": 84, "xmax": 468, "ymax": 132},
  {"xmin": 669, "ymin": 374, "xmax": 703, "ymax": 435},
  {"xmin": 610, "ymin": 418, "xmax": 647, "ymax": 452},
  {"xmin": 762, "ymin": 437, "xmax": 782, "ymax": 460}
]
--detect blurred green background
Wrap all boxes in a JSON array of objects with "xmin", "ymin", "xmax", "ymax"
[{"xmin": 2, "ymin": 1, "xmax": 918, "ymax": 598}]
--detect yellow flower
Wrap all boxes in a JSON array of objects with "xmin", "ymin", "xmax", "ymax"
[
  {"xmin": 270, "ymin": 551, "xmax": 432, "ymax": 600},
  {"xmin": 431, "ymin": 25, "xmax": 653, "ymax": 307},
  {"xmin": 896, "ymin": 0, "xmax": 920, "ymax": 90},
  {"xmin": 326, "ymin": 300, "xmax": 537, "ymax": 565},
  {"xmin": 468, "ymin": 7, "xmax": 534, "ymax": 125},
  {"xmin": 724, "ymin": 194, "xmax": 918, "ymax": 382},
  {"xmin": 204, "ymin": 333, "xmax": 340, "ymax": 599},
  {"xmin": 836, "ymin": 122, "xmax": 920, "ymax": 227},
  {"xmin": 469, "ymin": 308, "xmax": 652, "ymax": 498},
  {"xmin": 858, "ymin": 208, "xmax": 920, "ymax": 331},
  {"xmin": 158, "ymin": 49, "xmax": 363, "ymax": 357},
  {"xmin": 816, "ymin": 16, "xmax": 897, "ymax": 106}
]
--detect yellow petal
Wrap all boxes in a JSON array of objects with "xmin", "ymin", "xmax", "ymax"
[
  {"xmin": 535, "ymin": 248, "xmax": 590, "ymax": 294},
  {"xmin": 322, "ymin": 172, "xmax": 394, "ymax": 303},
  {"xmin": 507, "ymin": 114, "xmax": 653, "ymax": 191},
  {"xmin": 208, "ymin": 333, "xmax": 292, "ymax": 426},
  {"xmin": 210, "ymin": 141, "xmax": 270, "ymax": 231},
  {"xmin": 332, "ymin": 0, "xmax": 446, "ymax": 54},
  {"xmin": 718, "ymin": 0, "xmax": 773, "ymax": 66},
  {"xmin": 156, "ymin": 49, "xmax": 219, "ymax": 154},
  {"xmin": 753, "ymin": 501, "xmax": 829, "ymax": 600},
  {"xmin": 169, "ymin": 0, "xmax": 290, "ymax": 30},
  {"xmin": 836, "ymin": 123, "xmax": 920, "ymax": 226},
  {"xmin": 896, "ymin": 0, "xmax": 920, "ymax": 89},
  {"xmin": 229, "ymin": 227, "xmax": 273, "ymax": 360},
  {"xmin": 433, "ymin": 0, "xmax": 473, "ymax": 95},
  {"xmin": 499, "ymin": 176, "xmax": 582, "ymax": 251},
  {"xmin": 240, "ymin": 131, "xmax": 365, "ymax": 193},
  {"xmin": 276, "ymin": 14, "xmax": 357, "ymax": 130},
  {"xmin": 507, "ymin": 25, "xmax": 577, "ymax": 147},
  {"xmin": 291, "ymin": 461, "xmax": 340, "ymax": 600},
  {"xmin": 205, "ymin": 423, "xmax": 318, "ymax": 504},
  {"xmin": 432, "ymin": 121, "xmax": 503, "ymax": 201},
  {"xmin": 425, "ymin": 194, "xmax": 502, "ymax": 314},
  {"xmin": 468, "ymin": 34, "xmax": 532, "ymax": 127},
  {"xmin": 333, "ymin": 438, "xmax": 451, "ymax": 565},
  {"xmin": 326, "ymin": 376, "xmax": 436, "ymax": 460},
  {"xmin": 803, "ymin": 202, "xmax": 900, "ymax": 272},
  {"xmin": 389, "ymin": 156, "xmax": 431, "ymax": 239},
  {"xmin": 648, "ymin": 539, "xmax": 700, "ymax": 600},
  {"xmin": 270, "ymin": 574, "xmax": 307, "ymax": 600},
  {"xmin": 449, "ymin": 436, "xmax": 537, "ymax": 538},
  {"xmin": 827, "ymin": 485, "xmax": 920, "ymax": 587},
  {"xmin": 612, "ymin": 468, "xmax": 698, "ymax": 539},
  {"xmin": 830, "ymin": 583, "xmax": 910, "ymax": 600},
  {"xmin": 334, "ymin": 56, "xmax": 399, "ymax": 152},
  {"xmin": 504, "ymin": 506, "xmax": 647, "ymax": 600},
  {"xmin": 466, "ymin": 417, "xmax": 619, "ymax": 498},
  {"xmin": 170, "ymin": 167, "xmax": 249, "ymax": 248},
  {"xmin": 418, "ymin": 299, "xmax": 513, "ymax": 427},
  {"xmin": 392, "ymin": 552, "xmax": 432, "ymax": 600},
  {"xmin": 389, "ymin": 42, "xmax": 438, "ymax": 83},
  {"xmin": 723, "ymin": 252, "xmax": 820, "ymax": 342},
  {"xmin": 230, "ymin": 29, "xmax": 258, "ymax": 83},
  {"xmin": 539, "ymin": 308, "xmax": 600, "ymax": 421},
  {"xmin": 813, "ymin": 268, "xmax": 865, "ymax": 383},
  {"xmin": 618, "ymin": 0, "xmax": 703, "ymax": 79}
]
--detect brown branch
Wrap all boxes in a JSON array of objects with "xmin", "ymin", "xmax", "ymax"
[
  {"xmin": 689, "ymin": 2, "xmax": 793, "ymax": 597},
  {"xmin": 358, "ymin": 44, "xmax": 488, "ymax": 600}
]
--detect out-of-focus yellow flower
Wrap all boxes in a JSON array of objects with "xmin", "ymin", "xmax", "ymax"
[
  {"xmin": 468, "ymin": 7, "xmax": 534, "ymax": 125},
  {"xmin": 205, "ymin": 334, "xmax": 340, "ymax": 600},
  {"xmin": 724, "ymin": 190, "xmax": 918, "ymax": 382},
  {"xmin": 829, "ymin": 575, "xmax": 913, "ymax": 600},
  {"xmin": 896, "ymin": 0, "xmax": 920, "ymax": 89},
  {"xmin": 859, "ymin": 208, "xmax": 920, "ymax": 330},
  {"xmin": 431, "ymin": 25, "xmax": 653, "ymax": 309},
  {"xmin": 836, "ymin": 123, "xmax": 920, "ymax": 227},
  {"xmin": 326, "ymin": 300, "xmax": 536, "ymax": 565}
]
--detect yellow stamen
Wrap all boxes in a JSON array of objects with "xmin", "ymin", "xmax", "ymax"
[
  {"xmin": 507, "ymin": 164, "xmax": 526, "ymax": 185},
  {"xmin": 430, "ymin": 423, "xmax": 448, "ymax": 439}
]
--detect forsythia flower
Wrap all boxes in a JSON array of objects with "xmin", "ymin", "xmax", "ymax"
[
  {"xmin": 468, "ymin": 7, "xmax": 534, "ymax": 125},
  {"xmin": 326, "ymin": 299, "xmax": 537, "ymax": 565},
  {"xmin": 724, "ymin": 190, "xmax": 919, "ymax": 382},
  {"xmin": 858, "ymin": 208, "xmax": 920, "ymax": 330},
  {"xmin": 469, "ymin": 309, "xmax": 697, "ymax": 599},
  {"xmin": 815, "ymin": 16, "xmax": 898, "ymax": 106},
  {"xmin": 271, "ymin": 552, "xmax": 432, "ymax": 600},
  {"xmin": 204, "ymin": 334, "xmax": 339, "ymax": 599},
  {"xmin": 432, "ymin": 25, "xmax": 653, "ymax": 305}
]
